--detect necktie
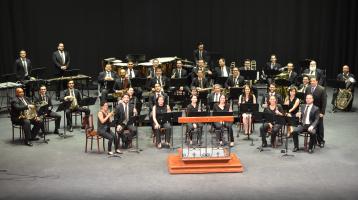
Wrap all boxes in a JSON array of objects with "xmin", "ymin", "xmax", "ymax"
[
  {"xmin": 199, "ymin": 51, "xmax": 202, "ymax": 59},
  {"xmin": 71, "ymin": 90, "xmax": 75, "ymax": 97},
  {"xmin": 200, "ymin": 79, "xmax": 203, "ymax": 88},
  {"xmin": 21, "ymin": 97, "xmax": 28, "ymax": 106},
  {"xmin": 130, "ymin": 69, "xmax": 133, "ymax": 78},
  {"xmin": 235, "ymin": 77, "xmax": 238, "ymax": 86},
  {"xmin": 215, "ymin": 94, "xmax": 218, "ymax": 102},
  {"xmin": 60, "ymin": 51, "xmax": 65, "ymax": 64},
  {"xmin": 302, "ymin": 105, "xmax": 309, "ymax": 125},
  {"xmin": 311, "ymin": 87, "xmax": 315, "ymax": 93},
  {"xmin": 124, "ymin": 103, "xmax": 128, "ymax": 123},
  {"xmin": 310, "ymin": 71, "xmax": 313, "ymax": 74},
  {"xmin": 22, "ymin": 59, "xmax": 28, "ymax": 76},
  {"xmin": 178, "ymin": 69, "xmax": 181, "ymax": 78}
]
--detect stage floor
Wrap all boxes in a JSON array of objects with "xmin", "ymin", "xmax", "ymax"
[{"xmin": 0, "ymin": 87, "xmax": 358, "ymax": 200}]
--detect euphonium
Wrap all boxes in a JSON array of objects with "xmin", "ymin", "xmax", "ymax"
[{"xmin": 335, "ymin": 88, "xmax": 352, "ymax": 110}]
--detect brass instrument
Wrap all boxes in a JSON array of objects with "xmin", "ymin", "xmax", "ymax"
[
  {"xmin": 65, "ymin": 95, "xmax": 79, "ymax": 110},
  {"xmin": 275, "ymin": 71, "xmax": 290, "ymax": 101},
  {"xmin": 19, "ymin": 105, "xmax": 41, "ymax": 121},
  {"xmin": 112, "ymin": 89, "xmax": 128, "ymax": 99},
  {"xmin": 250, "ymin": 60, "xmax": 257, "ymax": 70},
  {"xmin": 335, "ymin": 76, "xmax": 355, "ymax": 110}
]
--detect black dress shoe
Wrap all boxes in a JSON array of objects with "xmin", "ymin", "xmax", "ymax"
[
  {"xmin": 262, "ymin": 142, "xmax": 268, "ymax": 148},
  {"xmin": 53, "ymin": 129, "xmax": 59, "ymax": 134},
  {"xmin": 320, "ymin": 141, "xmax": 325, "ymax": 148},
  {"xmin": 293, "ymin": 147, "xmax": 299, "ymax": 152},
  {"xmin": 308, "ymin": 148, "xmax": 314, "ymax": 153},
  {"xmin": 25, "ymin": 142, "xmax": 33, "ymax": 146}
]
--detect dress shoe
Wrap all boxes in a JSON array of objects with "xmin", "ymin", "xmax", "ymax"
[
  {"xmin": 69, "ymin": 127, "xmax": 73, "ymax": 132},
  {"xmin": 53, "ymin": 129, "xmax": 59, "ymax": 134},
  {"xmin": 115, "ymin": 149, "xmax": 123, "ymax": 154},
  {"xmin": 308, "ymin": 148, "xmax": 314, "ymax": 153},
  {"xmin": 108, "ymin": 151, "xmax": 114, "ymax": 155},
  {"xmin": 319, "ymin": 141, "xmax": 325, "ymax": 148},
  {"xmin": 30, "ymin": 137, "xmax": 40, "ymax": 141},
  {"xmin": 262, "ymin": 142, "xmax": 268, "ymax": 148},
  {"xmin": 293, "ymin": 147, "xmax": 299, "ymax": 152},
  {"xmin": 25, "ymin": 142, "xmax": 33, "ymax": 146}
]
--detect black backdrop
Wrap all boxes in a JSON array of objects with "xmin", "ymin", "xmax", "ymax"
[{"xmin": 1, "ymin": 0, "xmax": 357, "ymax": 81}]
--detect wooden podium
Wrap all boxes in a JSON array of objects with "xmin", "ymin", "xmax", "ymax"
[{"xmin": 167, "ymin": 116, "xmax": 244, "ymax": 174}]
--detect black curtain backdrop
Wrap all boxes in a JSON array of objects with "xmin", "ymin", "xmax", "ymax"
[{"xmin": 1, "ymin": 0, "xmax": 357, "ymax": 81}]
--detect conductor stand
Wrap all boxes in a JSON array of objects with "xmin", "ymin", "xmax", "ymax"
[
  {"xmin": 239, "ymin": 103, "xmax": 259, "ymax": 145},
  {"xmin": 128, "ymin": 114, "xmax": 146, "ymax": 153}
]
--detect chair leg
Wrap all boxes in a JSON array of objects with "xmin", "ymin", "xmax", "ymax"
[
  {"xmin": 85, "ymin": 137, "xmax": 88, "ymax": 153},
  {"xmin": 97, "ymin": 136, "xmax": 100, "ymax": 153},
  {"xmin": 91, "ymin": 137, "xmax": 93, "ymax": 150},
  {"xmin": 102, "ymin": 138, "xmax": 105, "ymax": 151},
  {"xmin": 12, "ymin": 126, "xmax": 15, "ymax": 142}
]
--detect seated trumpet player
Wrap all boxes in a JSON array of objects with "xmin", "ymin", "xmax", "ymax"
[
  {"xmin": 34, "ymin": 85, "xmax": 61, "ymax": 134},
  {"xmin": 225, "ymin": 67, "xmax": 245, "ymax": 89},
  {"xmin": 291, "ymin": 94, "xmax": 320, "ymax": 153},
  {"xmin": 213, "ymin": 95, "xmax": 234, "ymax": 147},
  {"xmin": 190, "ymin": 70, "xmax": 210, "ymax": 91},
  {"xmin": 261, "ymin": 83, "xmax": 282, "ymax": 108},
  {"xmin": 283, "ymin": 86, "xmax": 300, "ymax": 136},
  {"xmin": 62, "ymin": 80, "xmax": 90, "ymax": 132},
  {"xmin": 98, "ymin": 63, "xmax": 119, "ymax": 102},
  {"xmin": 186, "ymin": 95, "xmax": 203, "ymax": 145},
  {"xmin": 152, "ymin": 95, "xmax": 172, "ymax": 149},
  {"xmin": 11, "ymin": 88, "xmax": 43, "ymax": 146},
  {"xmin": 332, "ymin": 65, "xmax": 355, "ymax": 112},
  {"xmin": 114, "ymin": 93, "xmax": 138, "ymax": 149},
  {"xmin": 260, "ymin": 95, "xmax": 284, "ymax": 148},
  {"xmin": 238, "ymin": 85, "xmax": 257, "ymax": 135},
  {"xmin": 113, "ymin": 69, "xmax": 130, "ymax": 98},
  {"xmin": 98, "ymin": 101, "xmax": 120, "ymax": 155}
]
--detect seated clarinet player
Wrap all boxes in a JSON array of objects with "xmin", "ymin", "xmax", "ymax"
[
  {"xmin": 148, "ymin": 83, "xmax": 168, "ymax": 109},
  {"xmin": 11, "ymin": 88, "xmax": 43, "ymax": 146},
  {"xmin": 98, "ymin": 63, "xmax": 119, "ymax": 103},
  {"xmin": 291, "ymin": 94, "xmax": 320, "ymax": 153},
  {"xmin": 114, "ymin": 93, "xmax": 138, "ymax": 149},
  {"xmin": 34, "ymin": 85, "xmax": 62, "ymax": 135},
  {"xmin": 127, "ymin": 87, "xmax": 142, "ymax": 115},
  {"xmin": 283, "ymin": 86, "xmax": 300, "ymax": 136},
  {"xmin": 152, "ymin": 95, "xmax": 172, "ymax": 149},
  {"xmin": 62, "ymin": 80, "xmax": 90, "ymax": 132},
  {"xmin": 260, "ymin": 95, "xmax": 284, "ymax": 148},
  {"xmin": 238, "ymin": 85, "xmax": 257, "ymax": 135},
  {"xmin": 98, "ymin": 101, "xmax": 120, "ymax": 155},
  {"xmin": 186, "ymin": 95, "xmax": 203, "ymax": 146},
  {"xmin": 213, "ymin": 95, "xmax": 234, "ymax": 147}
]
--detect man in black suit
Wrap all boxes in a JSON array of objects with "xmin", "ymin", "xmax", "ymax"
[
  {"xmin": 302, "ymin": 60, "xmax": 325, "ymax": 86},
  {"xmin": 98, "ymin": 63, "xmax": 119, "ymax": 102},
  {"xmin": 239, "ymin": 59, "xmax": 252, "ymax": 71},
  {"xmin": 170, "ymin": 60, "xmax": 189, "ymax": 94},
  {"xmin": 10, "ymin": 88, "xmax": 43, "ymax": 146},
  {"xmin": 62, "ymin": 80, "xmax": 90, "ymax": 132},
  {"xmin": 305, "ymin": 77, "xmax": 327, "ymax": 147},
  {"xmin": 261, "ymin": 83, "xmax": 283, "ymax": 108},
  {"xmin": 192, "ymin": 59, "xmax": 213, "ymax": 80},
  {"xmin": 225, "ymin": 67, "xmax": 245, "ymax": 89},
  {"xmin": 114, "ymin": 93, "xmax": 138, "ymax": 149},
  {"xmin": 193, "ymin": 42, "xmax": 210, "ymax": 64},
  {"xmin": 292, "ymin": 94, "xmax": 320, "ymax": 153},
  {"xmin": 125, "ymin": 61, "xmax": 143, "ymax": 100},
  {"xmin": 14, "ymin": 50, "xmax": 32, "ymax": 81},
  {"xmin": 191, "ymin": 70, "xmax": 210, "ymax": 90},
  {"xmin": 298, "ymin": 75, "xmax": 310, "ymax": 94},
  {"xmin": 287, "ymin": 62, "xmax": 298, "ymax": 86},
  {"xmin": 332, "ymin": 65, "xmax": 355, "ymax": 112},
  {"xmin": 113, "ymin": 69, "xmax": 130, "ymax": 94},
  {"xmin": 207, "ymin": 84, "xmax": 223, "ymax": 104},
  {"xmin": 263, "ymin": 54, "xmax": 282, "ymax": 84},
  {"xmin": 214, "ymin": 58, "xmax": 230, "ymax": 78},
  {"xmin": 53, "ymin": 43, "xmax": 71, "ymax": 99},
  {"xmin": 146, "ymin": 59, "xmax": 160, "ymax": 79},
  {"xmin": 149, "ymin": 67, "xmax": 170, "ymax": 91},
  {"xmin": 148, "ymin": 83, "xmax": 168, "ymax": 108},
  {"xmin": 34, "ymin": 86, "xmax": 61, "ymax": 134}
]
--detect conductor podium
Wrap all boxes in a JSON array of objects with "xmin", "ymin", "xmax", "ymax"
[{"xmin": 167, "ymin": 116, "xmax": 244, "ymax": 174}]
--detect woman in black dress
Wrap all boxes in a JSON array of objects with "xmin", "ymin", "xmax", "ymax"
[
  {"xmin": 152, "ymin": 95, "xmax": 172, "ymax": 148},
  {"xmin": 238, "ymin": 84, "xmax": 257, "ymax": 135},
  {"xmin": 213, "ymin": 95, "xmax": 234, "ymax": 147},
  {"xmin": 283, "ymin": 86, "xmax": 300, "ymax": 135},
  {"xmin": 186, "ymin": 95, "xmax": 203, "ymax": 145}
]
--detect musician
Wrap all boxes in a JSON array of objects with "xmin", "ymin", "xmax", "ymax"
[
  {"xmin": 114, "ymin": 93, "xmax": 138, "ymax": 149},
  {"xmin": 126, "ymin": 61, "xmax": 140, "ymax": 79},
  {"xmin": 264, "ymin": 54, "xmax": 281, "ymax": 84},
  {"xmin": 53, "ymin": 43, "xmax": 71, "ymax": 99},
  {"xmin": 152, "ymin": 95, "xmax": 172, "ymax": 149},
  {"xmin": 298, "ymin": 75, "xmax": 310, "ymax": 94},
  {"xmin": 283, "ymin": 86, "xmax": 300, "ymax": 135},
  {"xmin": 14, "ymin": 50, "xmax": 33, "ymax": 97},
  {"xmin": 239, "ymin": 59, "xmax": 251, "ymax": 71},
  {"xmin": 214, "ymin": 58, "xmax": 230, "ymax": 78},
  {"xmin": 261, "ymin": 83, "xmax": 282, "ymax": 108},
  {"xmin": 260, "ymin": 95, "xmax": 284, "ymax": 147},
  {"xmin": 302, "ymin": 60, "xmax": 325, "ymax": 86},
  {"xmin": 149, "ymin": 67, "xmax": 169, "ymax": 91},
  {"xmin": 98, "ymin": 63, "xmax": 119, "ymax": 102},
  {"xmin": 287, "ymin": 62, "xmax": 298, "ymax": 86},
  {"xmin": 225, "ymin": 67, "xmax": 245, "ymax": 89},
  {"xmin": 62, "ymin": 80, "xmax": 90, "ymax": 132},
  {"xmin": 208, "ymin": 84, "xmax": 223, "ymax": 104},
  {"xmin": 10, "ymin": 88, "xmax": 43, "ymax": 146},
  {"xmin": 148, "ymin": 83, "xmax": 168, "ymax": 108},
  {"xmin": 238, "ymin": 85, "xmax": 257, "ymax": 135},
  {"xmin": 127, "ymin": 87, "xmax": 142, "ymax": 115},
  {"xmin": 186, "ymin": 95, "xmax": 203, "ymax": 145},
  {"xmin": 190, "ymin": 87, "xmax": 199, "ymax": 97},
  {"xmin": 332, "ymin": 65, "xmax": 355, "ymax": 111},
  {"xmin": 213, "ymin": 95, "xmax": 234, "ymax": 147},
  {"xmin": 292, "ymin": 94, "xmax": 320, "ymax": 153},
  {"xmin": 191, "ymin": 70, "xmax": 210, "ymax": 90},
  {"xmin": 113, "ymin": 69, "xmax": 130, "ymax": 93},
  {"xmin": 147, "ymin": 58, "xmax": 160, "ymax": 79},
  {"xmin": 192, "ymin": 59, "xmax": 213, "ymax": 79},
  {"xmin": 193, "ymin": 42, "xmax": 210, "ymax": 64},
  {"xmin": 34, "ymin": 86, "xmax": 61, "ymax": 134},
  {"xmin": 171, "ymin": 60, "xmax": 188, "ymax": 78}
]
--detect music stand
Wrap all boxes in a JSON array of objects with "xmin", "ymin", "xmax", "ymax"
[
  {"xmin": 239, "ymin": 103, "xmax": 259, "ymax": 142},
  {"xmin": 128, "ymin": 114, "xmax": 146, "ymax": 153},
  {"xmin": 63, "ymin": 69, "xmax": 80, "ymax": 77},
  {"xmin": 328, "ymin": 79, "xmax": 346, "ymax": 89},
  {"xmin": 281, "ymin": 116, "xmax": 299, "ymax": 157},
  {"xmin": 80, "ymin": 97, "xmax": 97, "ymax": 107},
  {"xmin": 130, "ymin": 77, "xmax": 147, "ymax": 89},
  {"xmin": 126, "ymin": 54, "xmax": 146, "ymax": 63},
  {"xmin": 157, "ymin": 112, "xmax": 182, "ymax": 151},
  {"xmin": 240, "ymin": 70, "xmax": 257, "ymax": 81},
  {"xmin": 198, "ymin": 90, "xmax": 209, "ymax": 110},
  {"xmin": 55, "ymin": 101, "xmax": 71, "ymax": 138},
  {"xmin": 170, "ymin": 78, "xmax": 187, "ymax": 89},
  {"xmin": 265, "ymin": 69, "xmax": 280, "ymax": 78},
  {"xmin": 31, "ymin": 67, "xmax": 46, "ymax": 79},
  {"xmin": 275, "ymin": 79, "xmax": 291, "ymax": 87},
  {"xmin": 215, "ymin": 77, "xmax": 228, "ymax": 87},
  {"xmin": 103, "ymin": 80, "xmax": 115, "ymax": 92},
  {"xmin": 229, "ymin": 87, "xmax": 243, "ymax": 100}
]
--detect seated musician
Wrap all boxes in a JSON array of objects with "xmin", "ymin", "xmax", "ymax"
[
  {"xmin": 127, "ymin": 87, "xmax": 142, "ymax": 115},
  {"xmin": 286, "ymin": 62, "xmax": 298, "ymax": 86},
  {"xmin": 62, "ymin": 80, "xmax": 90, "ymax": 132},
  {"xmin": 225, "ymin": 67, "xmax": 245, "ymax": 89},
  {"xmin": 149, "ymin": 67, "xmax": 170, "ymax": 91},
  {"xmin": 261, "ymin": 83, "xmax": 283, "ymax": 108},
  {"xmin": 171, "ymin": 60, "xmax": 189, "ymax": 94},
  {"xmin": 302, "ymin": 60, "xmax": 325, "ymax": 86},
  {"xmin": 126, "ymin": 61, "xmax": 143, "ymax": 100},
  {"xmin": 98, "ymin": 63, "xmax": 119, "ymax": 102},
  {"xmin": 186, "ymin": 95, "xmax": 203, "ymax": 145},
  {"xmin": 34, "ymin": 85, "xmax": 61, "ymax": 134},
  {"xmin": 238, "ymin": 85, "xmax": 257, "ymax": 135},
  {"xmin": 147, "ymin": 58, "xmax": 160, "ymax": 79},
  {"xmin": 10, "ymin": 88, "xmax": 43, "ymax": 146},
  {"xmin": 190, "ymin": 87, "xmax": 199, "ymax": 97},
  {"xmin": 114, "ymin": 93, "xmax": 138, "ymax": 149},
  {"xmin": 298, "ymin": 75, "xmax": 310, "ymax": 94},
  {"xmin": 259, "ymin": 95, "xmax": 284, "ymax": 147},
  {"xmin": 332, "ymin": 65, "xmax": 355, "ymax": 112},
  {"xmin": 98, "ymin": 101, "xmax": 120, "ymax": 155},
  {"xmin": 264, "ymin": 54, "xmax": 282, "ymax": 84},
  {"xmin": 152, "ymin": 95, "xmax": 172, "ymax": 149},
  {"xmin": 14, "ymin": 50, "xmax": 32, "ymax": 97},
  {"xmin": 239, "ymin": 59, "xmax": 251, "ymax": 71},
  {"xmin": 214, "ymin": 58, "xmax": 230, "ymax": 78},
  {"xmin": 191, "ymin": 70, "xmax": 210, "ymax": 91},
  {"xmin": 113, "ymin": 69, "xmax": 130, "ymax": 97},
  {"xmin": 192, "ymin": 59, "xmax": 213, "ymax": 79},
  {"xmin": 213, "ymin": 95, "xmax": 234, "ymax": 147},
  {"xmin": 208, "ymin": 84, "xmax": 223, "ymax": 104},
  {"xmin": 283, "ymin": 86, "xmax": 300, "ymax": 135},
  {"xmin": 149, "ymin": 83, "xmax": 168, "ymax": 108},
  {"xmin": 291, "ymin": 94, "xmax": 320, "ymax": 153}
]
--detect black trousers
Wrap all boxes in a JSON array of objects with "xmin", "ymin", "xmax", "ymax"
[
  {"xmin": 292, "ymin": 124, "xmax": 317, "ymax": 149},
  {"xmin": 118, "ymin": 124, "xmax": 137, "ymax": 148},
  {"xmin": 317, "ymin": 117, "xmax": 325, "ymax": 145},
  {"xmin": 18, "ymin": 118, "xmax": 43, "ymax": 143},
  {"xmin": 187, "ymin": 123, "xmax": 203, "ymax": 141},
  {"xmin": 42, "ymin": 111, "xmax": 61, "ymax": 131},
  {"xmin": 98, "ymin": 128, "xmax": 118, "ymax": 151},
  {"xmin": 260, "ymin": 123, "xmax": 282, "ymax": 145},
  {"xmin": 154, "ymin": 122, "xmax": 171, "ymax": 144},
  {"xmin": 65, "ymin": 107, "xmax": 90, "ymax": 127},
  {"xmin": 213, "ymin": 122, "xmax": 234, "ymax": 142}
]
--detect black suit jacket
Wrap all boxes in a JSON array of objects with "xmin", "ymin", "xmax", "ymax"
[
  {"xmin": 207, "ymin": 92, "xmax": 223, "ymax": 103},
  {"xmin": 337, "ymin": 73, "xmax": 355, "ymax": 91},
  {"xmin": 114, "ymin": 102, "xmax": 136, "ymax": 126},
  {"xmin": 225, "ymin": 75, "xmax": 245, "ymax": 88},
  {"xmin": 150, "ymin": 76, "xmax": 170, "ymax": 89},
  {"xmin": 305, "ymin": 85, "xmax": 327, "ymax": 114},
  {"xmin": 113, "ymin": 78, "xmax": 130, "ymax": 91},
  {"xmin": 61, "ymin": 89, "xmax": 82, "ymax": 108},
  {"xmin": 33, "ymin": 94, "xmax": 53, "ymax": 115},
  {"xmin": 261, "ymin": 92, "xmax": 283, "ymax": 106},
  {"xmin": 191, "ymin": 77, "xmax": 210, "ymax": 88},
  {"xmin": 98, "ymin": 71, "xmax": 119, "ymax": 90},
  {"xmin": 300, "ymin": 104, "xmax": 320, "ymax": 128},
  {"xmin": 193, "ymin": 49, "xmax": 210, "ymax": 63},
  {"xmin": 288, "ymin": 71, "xmax": 298, "ymax": 86},
  {"xmin": 171, "ymin": 68, "xmax": 188, "ymax": 78},
  {"xmin": 52, "ymin": 50, "xmax": 70, "ymax": 75},
  {"xmin": 126, "ymin": 68, "xmax": 140, "ymax": 79},
  {"xmin": 303, "ymin": 68, "xmax": 325, "ymax": 86},
  {"xmin": 10, "ymin": 96, "xmax": 32, "ymax": 123},
  {"xmin": 14, "ymin": 58, "xmax": 32, "ymax": 81},
  {"xmin": 265, "ymin": 62, "xmax": 282, "ymax": 71},
  {"xmin": 214, "ymin": 66, "xmax": 230, "ymax": 78},
  {"xmin": 148, "ymin": 92, "xmax": 168, "ymax": 108},
  {"xmin": 146, "ymin": 67, "xmax": 156, "ymax": 79}
]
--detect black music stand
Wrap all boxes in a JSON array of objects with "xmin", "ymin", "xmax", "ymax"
[
  {"xmin": 328, "ymin": 79, "xmax": 346, "ymax": 89},
  {"xmin": 240, "ymin": 70, "xmax": 257, "ymax": 81},
  {"xmin": 79, "ymin": 97, "xmax": 97, "ymax": 108},
  {"xmin": 31, "ymin": 67, "xmax": 46, "ymax": 79},
  {"xmin": 275, "ymin": 79, "xmax": 291, "ymax": 87},
  {"xmin": 170, "ymin": 78, "xmax": 187, "ymax": 90},
  {"xmin": 128, "ymin": 114, "xmax": 146, "ymax": 153},
  {"xmin": 131, "ymin": 77, "xmax": 147, "ymax": 89},
  {"xmin": 212, "ymin": 111, "xmax": 233, "ymax": 150},
  {"xmin": 103, "ymin": 80, "xmax": 115, "ymax": 92},
  {"xmin": 229, "ymin": 87, "xmax": 243, "ymax": 100},
  {"xmin": 239, "ymin": 103, "xmax": 259, "ymax": 142},
  {"xmin": 215, "ymin": 77, "xmax": 228, "ymax": 87},
  {"xmin": 281, "ymin": 116, "xmax": 299, "ymax": 157},
  {"xmin": 157, "ymin": 112, "xmax": 182, "ymax": 151},
  {"xmin": 256, "ymin": 112, "xmax": 276, "ymax": 152},
  {"xmin": 56, "ymin": 101, "xmax": 71, "ymax": 138},
  {"xmin": 265, "ymin": 69, "xmax": 280, "ymax": 78},
  {"xmin": 198, "ymin": 90, "xmax": 209, "ymax": 110},
  {"xmin": 63, "ymin": 69, "xmax": 80, "ymax": 77}
]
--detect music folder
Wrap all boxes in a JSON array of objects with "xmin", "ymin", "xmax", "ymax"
[
  {"xmin": 131, "ymin": 77, "xmax": 147, "ymax": 88},
  {"xmin": 212, "ymin": 111, "xmax": 233, "ymax": 116},
  {"xmin": 239, "ymin": 103, "xmax": 259, "ymax": 113},
  {"xmin": 240, "ymin": 70, "xmax": 257, "ymax": 80},
  {"xmin": 229, "ymin": 87, "xmax": 243, "ymax": 100},
  {"xmin": 170, "ymin": 78, "xmax": 187, "ymax": 88},
  {"xmin": 187, "ymin": 111, "xmax": 210, "ymax": 117}
]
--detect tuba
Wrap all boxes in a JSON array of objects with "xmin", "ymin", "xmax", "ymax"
[{"xmin": 335, "ymin": 76, "xmax": 355, "ymax": 110}]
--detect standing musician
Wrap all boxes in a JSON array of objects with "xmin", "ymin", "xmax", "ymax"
[
  {"xmin": 291, "ymin": 94, "xmax": 320, "ymax": 153},
  {"xmin": 286, "ymin": 62, "xmax": 298, "ymax": 86},
  {"xmin": 186, "ymin": 95, "xmax": 203, "ymax": 145},
  {"xmin": 305, "ymin": 77, "xmax": 327, "ymax": 148},
  {"xmin": 214, "ymin": 58, "xmax": 230, "ymax": 78},
  {"xmin": 98, "ymin": 101, "xmax": 120, "ymax": 155},
  {"xmin": 14, "ymin": 50, "xmax": 33, "ymax": 97},
  {"xmin": 152, "ymin": 95, "xmax": 172, "ymax": 149},
  {"xmin": 260, "ymin": 95, "xmax": 284, "ymax": 148},
  {"xmin": 239, "ymin": 59, "xmax": 251, "ymax": 71},
  {"xmin": 62, "ymin": 80, "xmax": 90, "ymax": 132},
  {"xmin": 11, "ymin": 88, "xmax": 43, "ymax": 146},
  {"xmin": 148, "ymin": 83, "xmax": 168, "ymax": 108},
  {"xmin": 113, "ymin": 69, "xmax": 130, "ymax": 94},
  {"xmin": 98, "ymin": 63, "xmax": 119, "ymax": 102},
  {"xmin": 149, "ymin": 67, "xmax": 169, "ymax": 91},
  {"xmin": 114, "ymin": 93, "xmax": 138, "ymax": 149},
  {"xmin": 298, "ymin": 75, "xmax": 310, "ymax": 94},
  {"xmin": 332, "ymin": 65, "xmax": 355, "ymax": 112},
  {"xmin": 213, "ymin": 95, "xmax": 234, "ymax": 147},
  {"xmin": 302, "ymin": 60, "xmax": 325, "ymax": 86},
  {"xmin": 193, "ymin": 42, "xmax": 210, "ymax": 64},
  {"xmin": 283, "ymin": 86, "xmax": 300, "ymax": 136},
  {"xmin": 34, "ymin": 86, "xmax": 62, "ymax": 134},
  {"xmin": 191, "ymin": 70, "xmax": 210, "ymax": 91},
  {"xmin": 52, "ymin": 42, "xmax": 70, "ymax": 100},
  {"xmin": 225, "ymin": 67, "xmax": 245, "ymax": 89},
  {"xmin": 238, "ymin": 85, "xmax": 257, "ymax": 135},
  {"xmin": 261, "ymin": 83, "xmax": 283, "ymax": 108}
]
